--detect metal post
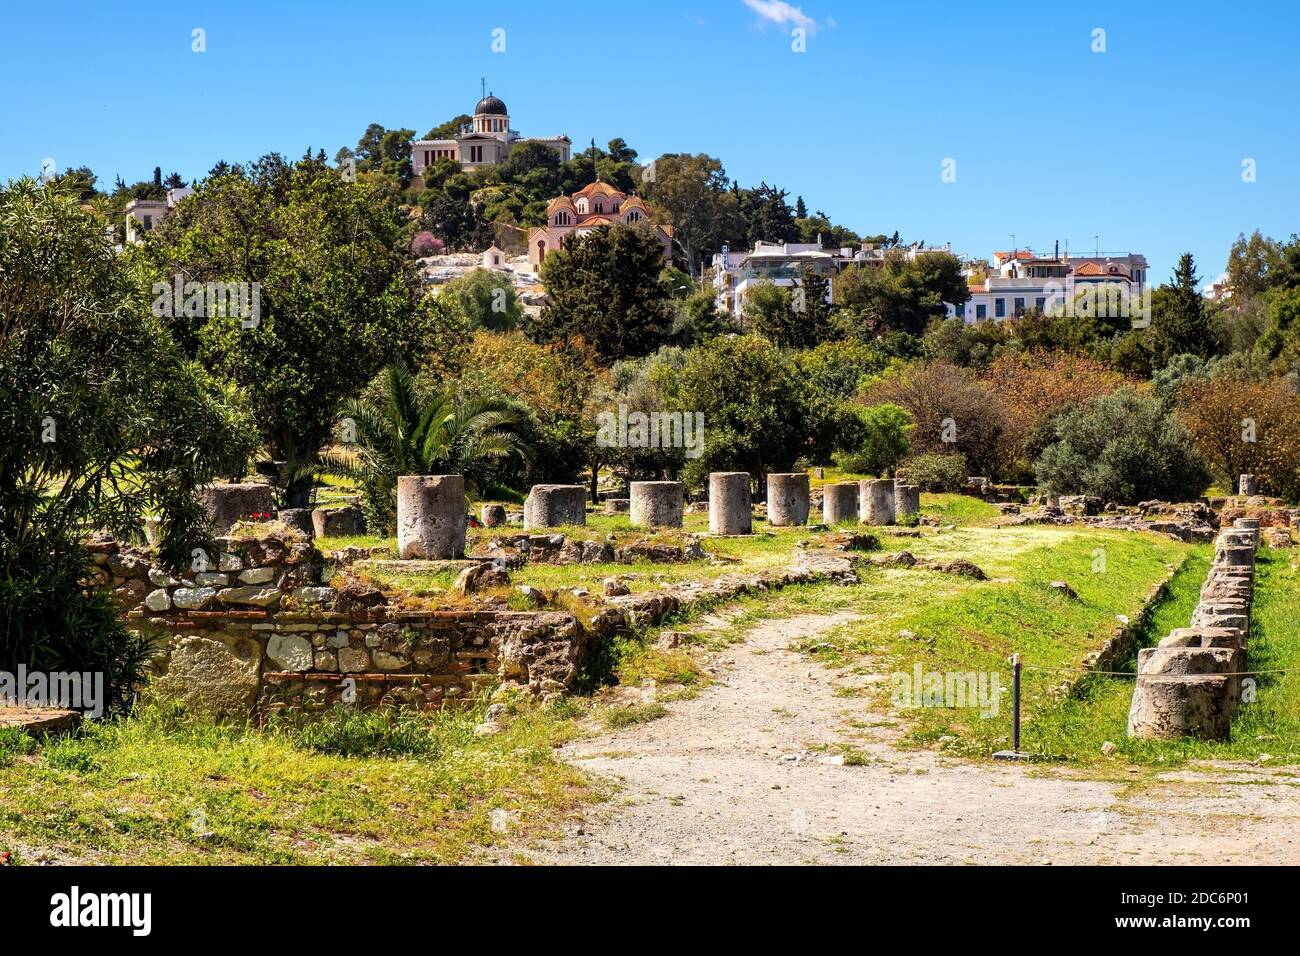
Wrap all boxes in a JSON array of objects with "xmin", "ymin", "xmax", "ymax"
[
  {"xmin": 994, "ymin": 652, "xmax": 1027, "ymax": 761},
  {"xmin": 1011, "ymin": 653, "xmax": 1021, "ymax": 752}
]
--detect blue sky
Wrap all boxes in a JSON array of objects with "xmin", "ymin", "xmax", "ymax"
[{"xmin": 3, "ymin": 0, "xmax": 1297, "ymax": 281}]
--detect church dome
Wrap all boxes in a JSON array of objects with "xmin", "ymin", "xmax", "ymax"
[{"xmin": 474, "ymin": 94, "xmax": 508, "ymax": 116}]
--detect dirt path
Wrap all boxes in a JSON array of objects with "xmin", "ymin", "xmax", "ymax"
[{"xmin": 522, "ymin": 611, "xmax": 1300, "ymax": 865}]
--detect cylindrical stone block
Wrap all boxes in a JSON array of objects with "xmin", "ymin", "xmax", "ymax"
[
  {"xmin": 860, "ymin": 478, "xmax": 896, "ymax": 526},
  {"xmin": 709, "ymin": 472, "xmax": 752, "ymax": 535},
  {"xmin": 199, "ymin": 482, "xmax": 275, "ymax": 534},
  {"xmin": 822, "ymin": 482, "xmax": 858, "ymax": 525},
  {"xmin": 1127, "ymin": 675, "xmax": 1232, "ymax": 740},
  {"xmin": 766, "ymin": 473, "xmax": 810, "ymax": 527},
  {"xmin": 1239, "ymin": 474, "xmax": 1257, "ymax": 496},
  {"xmin": 893, "ymin": 480, "xmax": 921, "ymax": 517},
  {"xmin": 604, "ymin": 498, "xmax": 630, "ymax": 515},
  {"xmin": 523, "ymin": 484, "xmax": 587, "ymax": 530},
  {"xmin": 480, "ymin": 503, "xmax": 507, "ymax": 527},
  {"xmin": 630, "ymin": 481, "xmax": 684, "ymax": 529},
  {"xmin": 397, "ymin": 475, "xmax": 466, "ymax": 559}
]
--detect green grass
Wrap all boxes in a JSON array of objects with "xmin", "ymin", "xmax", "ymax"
[
  {"xmin": 0, "ymin": 696, "xmax": 590, "ymax": 864},
  {"xmin": 920, "ymin": 493, "xmax": 1002, "ymax": 528},
  {"xmin": 785, "ymin": 526, "xmax": 1193, "ymax": 757},
  {"xmin": 600, "ymin": 702, "xmax": 668, "ymax": 729},
  {"xmin": 1026, "ymin": 546, "xmax": 1300, "ymax": 765}
]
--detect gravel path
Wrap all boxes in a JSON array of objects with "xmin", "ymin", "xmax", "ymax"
[{"xmin": 522, "ymin": 611, "xmax": 1300, "ymax": 865}]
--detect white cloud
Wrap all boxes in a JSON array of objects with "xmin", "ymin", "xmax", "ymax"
[{"xmin": 741, "ymin": 0, "xmax": 824, "ymax": 34}]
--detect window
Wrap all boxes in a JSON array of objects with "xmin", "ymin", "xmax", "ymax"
[
  {"xmin": 595, "ymin": 202, "xmax": 603, "ymax": 213},
  {"xmin": 994, "ymin": 298, "xmax": 1005, "ymax": 318},
  {"xmin": 976, "ymin": 303, "xmax": 987, "ymax": 320},
  {"xmin": 142, "ymin": 215, "xmax": 153, "ymax": 231},
  {"xmin": 555, "ymin": 211, "xmax": 570, "ymax": 226},
  {"xmin": 1035, "ymin": 296, "xmax": 1045, "ymax": 310},
  {"xmin": 470, "ymin": 145, "xmax": 483, "ymax": 163},
  {"xmin": 955, "ymin": 303, "xmax": 965, "ymax": 319},
  {"xmin": 626, "ymin": 210, "xmax": 641, "ymax": 222},
  {"xmin": 1014, "ymin": 297, "xmax": 1025, "ymax": 317},
  {"xmin": 576, "ymin": 199, "xmax": 588, "ymax": 213}
]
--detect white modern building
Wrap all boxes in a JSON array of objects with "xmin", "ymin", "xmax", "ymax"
[
  {"xmin": 951, "ymin": 248, "xmax": 1150, "ymax": 324},
  {"xmin": 712, "ymin": 239, "xmax": 954, "ymax": 319},
  {"xmin": 124, "ymin": 186, "xmax": 193, "ymax": 243}
]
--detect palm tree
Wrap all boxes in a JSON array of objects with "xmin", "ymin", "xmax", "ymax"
[{"xmin": 324, "ymin": 365, "xmax": 533, "ymax": 534}]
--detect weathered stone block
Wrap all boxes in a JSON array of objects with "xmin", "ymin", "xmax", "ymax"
[
  {"xmin": 1127, "ymin": 674, "xmax": 1232, "ymax": 740},
  {"xmin": 709, "ymin": 472, "xmax": 752, "ymax": 535},
  {"xmin": 523, "ymin": 484, "xmax": 587, "ymax": 530},
  {"xmin": 153, "ymin": 634, "xmax": 261, "ymax": 718},
  {"xmin": 766, "ymin": 473, "xmax": 810, "ymax": 527},
  {"xmin": 821, "ymin": 482, "xmax": 858, "ymax": 525},
  {"xmin": 172, "ymin": 587, "xmax": 218, "ymax": 610},
  {"xmin": 266, "ymin": 634, "xmax": 313, "ymax": 672},
  {"xmin": 312, "ymin": 504, "xmax": 364, "ymax": 539},
  {"xmin": 859, "ymin": 478, "xmax": 895, "ymax": 526},
  {"xmin": 199, "ymin": 483, "xmax": 275, "ymax": 534},
  {"xmin": 630, "ymin": 481, "xmax": 684, "ymax": 529},
  {"xmin": 397, "ymin": 475, "xmax": 467, "ymax": 559}
]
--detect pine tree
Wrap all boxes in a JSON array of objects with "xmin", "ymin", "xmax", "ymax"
[
  {"xmin": 1153, "ymin": 252, "xmax": 1213, "ymax": 361},
  {"xmin": 795, "ymin": 195, "xmax": 807, "ymax": 219}
]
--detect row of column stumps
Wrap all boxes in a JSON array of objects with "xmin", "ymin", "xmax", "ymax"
[
  {"xmin": 1127, "ymin": 516, "xmax": 1261, "ymax": 741},
  {"xmin": 394, "ymin": 471, "xmax": 925, "ymax": 555}
]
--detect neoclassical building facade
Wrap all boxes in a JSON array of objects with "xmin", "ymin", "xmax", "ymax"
[
  {"xmin": 411, "ymin": 93, "xmax": 571, "ymax": 177},
  {"xmin": 526, "ymin": 181, "xmax": 673, "ymax": 271}
]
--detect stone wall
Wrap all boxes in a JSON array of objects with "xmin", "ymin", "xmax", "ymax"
[
  {"xmin": 92, "ymin": 526, "xmax": 858, "ymax": 719},
  {"xmin": 1127, "ymin": 520, "xmax": 1259, "ymax": 740}
]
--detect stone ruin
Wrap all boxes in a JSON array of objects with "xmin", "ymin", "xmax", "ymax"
[{"xmin": 1127, "ymin": 518, "xmax": 1260, "ymax": 740}]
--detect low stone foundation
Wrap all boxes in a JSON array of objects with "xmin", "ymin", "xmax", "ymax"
[
  {"xmin": 1127, "ymin": 519, "xmax": 1259, "ymax": 740},
  {"xmin": 93, "ymin": 523, "xmax": 859, "ymax": 718}
]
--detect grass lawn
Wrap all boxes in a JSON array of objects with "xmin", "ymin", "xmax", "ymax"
[
  {"xmin": 0, "ymin": 695, "xmax": 590, "ymax": 865},
  {"xmin": 782, "ymin": 525, "xmax": 1194, "ymax": 758},
  {"xmin": 1027, "ymin": 545, "xmax": 1300, "ymax": 765}
]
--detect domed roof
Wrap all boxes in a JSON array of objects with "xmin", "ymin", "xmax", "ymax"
[{"xmin": 475, "ymin": 94, "xmax": 508, "ymax": 116}]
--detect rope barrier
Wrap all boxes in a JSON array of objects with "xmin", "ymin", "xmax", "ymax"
[{"xmin": 1020, "ymin": 663, "xmax": 1294, "ymax": 678}]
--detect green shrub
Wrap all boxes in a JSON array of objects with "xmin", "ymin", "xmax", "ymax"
[
  {"xmin": 43, "ymin": 735, "xmax": 101, "ymax": 774},
  {"xmin": 0, "ymin": 727, "xmax": 36, "ymax": 767},
  {"xmin": 898, "ymin": 453, "xmax": 967, "ymax": 492},
  {"xmin": 834, "ymin": 402, "xmax": 912, "ymax": 476},
  {"xmin": 274, "ymin": 706, "xmax": 449, "ymax": 759},
  {"xmin": 1035, "ymin": 388, "xmax": 1210, "ymax": 503}
]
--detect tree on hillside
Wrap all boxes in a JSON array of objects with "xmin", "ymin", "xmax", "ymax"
[
  {"xmin": 1036, "ymin": 388, "xmax": 1209, "ymax": 503},
  {"xmin": 980, "ymin": 351, "xmax": 1129, "ymax": 480},
  {"xmin": 438, "ymin": 268, "xmax": 522, "ymax": 331},
  {"xmin": 864, "ymin": 361, "xmax": 1005, "ymax": 477},
  {"xmin": 1226, "ymin": 230, "xmax": 1282, "ymax": 303},
  {"xmin": 638, "ymin": 153, "xmax": 742, "ymax": 274},
  {"xmin": 736, "ymin": 181, "xmax": 798, "ymax": 247},
  {"xmin": 529, "ymin": 223, "xmax": 676, "ymax": 360},
  {"xmin": 1, "ymin": 179, "xmax": 256, "ymax": 710},
  {"xmin": 1176, "ymin": 374, "xmax": 1300, "ymax": 501},
  {"xmin": 745, "ymin": 268, "xmax": 834, "ymax": 348},
  {"xmin": 837, "ymin": 251, "xmax": 969, "ymax": 336},
  {"xmin": 1151, "ymin": 253, "xmax": 1216, "ymax": 361},
  {"xmin": 669, "ymin": 334, "xmax": 810, "ymax": 488},
  {"xmin": 141, "ymin": 152, "xmax": 439, "ymax": 506}
]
